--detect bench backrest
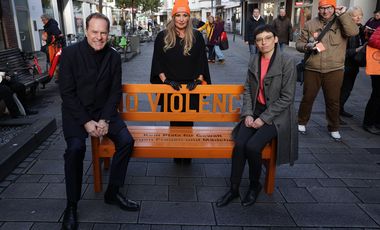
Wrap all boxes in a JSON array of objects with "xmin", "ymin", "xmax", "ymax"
[
  {"xmin": 121, "ymin": 84, "xmax": 244, "ymax": 122},
  {"xmin": 0, "ymin": 48, "xmax": 30, "ymax": 77}
]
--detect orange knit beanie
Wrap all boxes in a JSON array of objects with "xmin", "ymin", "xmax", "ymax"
[
  {"xmin": 319, "ymin": 0, "xmax": 336, "ymax": 8},
  {"xmin": 172, "ymin": 0, "xmax": 190, "ymax": 16}
]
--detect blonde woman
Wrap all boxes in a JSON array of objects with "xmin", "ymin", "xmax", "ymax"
[
  {"xmin": 150, "ymin": 0, "xmax": 211, "ymax": 164},
  {"xmin": 198, "ymin": 15, "xmax": 215, "ymax": 62}
]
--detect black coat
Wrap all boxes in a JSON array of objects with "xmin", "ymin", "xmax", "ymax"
[
  {"xmin": 272, "ymin": 16, "xmax": 293, "ymax": 44},
  {"xmin": 150, "ymin": 30, "xmax": 211, "ymax": 84},
  {"xmin": 59, "ymin": 39, "xmax": 125, "ymax": 139},
  {"xmin": 244, "ymin": 16, "xmax": 265, "ymax": 44},
  {"xmin": 43, "ymin": 19, "xmax": 62, "ymax": 44},
  {"xmin": 345, "ymin": 24, "xmax": 365, "ymax": 67}
]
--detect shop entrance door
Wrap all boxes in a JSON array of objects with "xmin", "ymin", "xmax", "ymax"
[
  {"xmin": 14, "ymin": 0, "xmax": 33, "ymax": 52},
  {"xmin": 262, "ymin": 0, "xmax": 275, "ymax": 24}
]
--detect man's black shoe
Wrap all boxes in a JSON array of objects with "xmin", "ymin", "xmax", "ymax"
[
  {"xmin": 104, "ymin": 192, "xmax": 140, "ymax": 211},
  {"xmin": 241, "ymin": 183, "xmax": 262, "ymax": 207},
  {"xmin": 340, "ymin": 110, "xmax": 353, "ymax": 118},
  {"xmin": 216, "ymin": 190, "xmax": 239, "ymax": 207},
  {"xmin": 363, "ymin": 125, "xmax": 380, "ymax": 135},
  {"xmin": 61, "ymin": 206, "xmax": 78, "ymax": 230}
]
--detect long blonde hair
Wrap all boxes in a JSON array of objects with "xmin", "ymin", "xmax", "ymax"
[{"xmin": 163, "ymin": 18, "xmax": 195, "ymax": 56}]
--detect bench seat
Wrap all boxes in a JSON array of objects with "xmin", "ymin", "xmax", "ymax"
[{"xmin": 97, "ymin": 126, "xmax": 274, "ymax": 159}]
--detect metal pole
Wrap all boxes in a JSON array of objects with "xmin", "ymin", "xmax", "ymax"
[
  {"xmin": 211, "ymin": 0, "xmax": 213, "ymax": 15},
  {"xmin": 132, "ymin": 0, "xmax": 135, "ymax": 33}
]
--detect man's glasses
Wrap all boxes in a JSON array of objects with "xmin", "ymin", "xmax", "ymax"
[
  {"xmin": 255, "ymin": 35, "xmax": 274, "ymax": 43},
  {"xmin": 319, "ymin": 6, "xmax": 334, "ymax": 12}
]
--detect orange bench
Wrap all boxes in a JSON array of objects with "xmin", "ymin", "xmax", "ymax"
[{"xmin": 91, "ymin": 84, "xmax": 277, "ymax": 194}]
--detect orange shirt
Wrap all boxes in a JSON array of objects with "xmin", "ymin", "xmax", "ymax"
[{"xmin": 258, "ymin": 56, "xmax": 270, "ymax": 105}]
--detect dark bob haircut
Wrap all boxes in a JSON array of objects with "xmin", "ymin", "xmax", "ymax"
[
  {"xmin": 253, "ymin": 24, "xmax": 278, "ymax": 40},
  {"xmin": 86, "ymin": 12, "xmax": 110, "ymax": 32}
]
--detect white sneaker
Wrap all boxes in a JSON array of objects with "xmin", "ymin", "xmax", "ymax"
[
  {"xmin": 330, "ymin": 131, "xmax": 341, "ymax": 141},
  {"xmin": 298, "ymin": 125, "xmax": 306, "ymax": 134}
]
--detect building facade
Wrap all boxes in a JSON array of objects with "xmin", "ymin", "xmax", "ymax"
[{"xmin": 0, "ymin": 0, "xmax": 379, "ymax": 52}]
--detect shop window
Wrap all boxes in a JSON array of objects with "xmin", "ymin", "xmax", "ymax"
[
  {"xmin": 41, "ymin": 0, "xmax": 54, "ymax": 17},
  {"xmin": 73, "ymin": 1, "xmax": 84, "ymax": 36},
  {"xmin": 293, "ymin": 0, "xmax": 313, "ymax": 39}
]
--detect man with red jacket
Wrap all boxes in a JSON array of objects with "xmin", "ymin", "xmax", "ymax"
[{"xmin": 363, "ymin": 25, "xmax": 380, "ymax": 134}]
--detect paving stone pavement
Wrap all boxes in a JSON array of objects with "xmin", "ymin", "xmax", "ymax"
[{"xmin": 1, "ymin": 35, "xmax": 380, "ymax": 229}]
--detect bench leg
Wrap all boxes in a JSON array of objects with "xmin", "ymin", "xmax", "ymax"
[
  {"xmin": 91, "ymin": 137, "xmax": 103, "ymax": 192},
  {"xmin": 264, "ymin": 139, "xmax": 277, "ymax": 195}
]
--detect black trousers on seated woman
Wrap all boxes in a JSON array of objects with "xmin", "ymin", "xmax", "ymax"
[{"xmin": 231, "ymin": 119, "xmax": 277, "ymax": 188}]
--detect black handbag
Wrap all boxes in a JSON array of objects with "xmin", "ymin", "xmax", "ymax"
[
  {"xmin": 297, "ymin": 16, "xmax": 337, "ymax": 84},
  {"xmin": 296, "ymin": 60, "xmax": 305, "ymax": 83},
  {"xmin": 354, "ymin": 44, "xmax": 367, "ymax": 67}
]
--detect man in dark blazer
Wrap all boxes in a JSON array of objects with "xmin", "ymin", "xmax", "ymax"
[{"xmin": 59, "ymin": 13, "xmax": 139, "ymax": 230}]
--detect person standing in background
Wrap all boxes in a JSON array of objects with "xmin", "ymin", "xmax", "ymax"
[
  {"xmin": 272, "ymin": 8, "xmax": 293, "ymax": 51},
  {"xmin": 296, "ymin": 0, "xmax": 358, "ymax": 141},
  {"xmin": 198, "ymin": 15, "xmax": 216, "ymax": 62},
  {"xmin": 363, "ymin": 25, "xmax": 380, "ymax": 135},
  {"xmin": 210, "ymin": 15, "xmax": 226, "ymax": 64},
  {"xmin": 364, "ymin": 9, "xmax": 380, "ymax": 40},
  {"xmin": 339, "ymin": 6, "xmax": 365, "ymax": 119},
  {"xmin": 245, "ymin": 8, "xmax": 265, "ymax": 55}
]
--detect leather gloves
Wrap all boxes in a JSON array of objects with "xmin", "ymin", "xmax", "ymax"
[
  {"xmin": 164, "ymin": 79, "xmax": 181, "ymax": 91},
  {"xmin": 186, "ymin": 79, "xmax": 203, "ymax": 91}
]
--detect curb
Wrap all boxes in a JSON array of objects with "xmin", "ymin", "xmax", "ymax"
[{"xmin": 0, "ymin": 117, "xmax": 57, "ymax": 181}]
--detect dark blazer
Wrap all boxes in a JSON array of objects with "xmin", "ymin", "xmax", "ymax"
[
  {"xmin": 59, "ymin": 39, "xmax": 125, "ymax": 139},
  {"xmin": 244, "ymin": 16, "xmax": 265, "ymax": 44}
]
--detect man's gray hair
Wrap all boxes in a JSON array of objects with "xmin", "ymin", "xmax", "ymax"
[{"xmin": 41, "ymin": 14, "xmax": 52, "ymax": 20}]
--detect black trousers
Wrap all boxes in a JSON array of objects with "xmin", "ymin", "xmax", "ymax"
[
  {"xmin": 0, "ymin": 85, "xmax": 20, "ymax": 116},
  {"xmin": 230, "ymin": 120, "xmax": 277, "ymax": 187},
  {"xmin": 4, "ymin": 80, "xmax": 27, "ymax": 104},
  {"xmin": 64, "ymin": 127, "xmax": 134, "ymax": 203},
  {"xmin": 340, "ymin": 65, "xmax": 359, "ymax": 110},
  {"xmin": 364, "ymin": 75, "xmax": 380, "ymax": 126},
  {"xmin": 207, "ymin": 44, "xmax": 215, "ymax": 61}
]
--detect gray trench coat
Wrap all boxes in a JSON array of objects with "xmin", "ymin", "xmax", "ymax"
[{"xmin": 232, "ymin": 48, "xmax": 298, "ymax": 165}]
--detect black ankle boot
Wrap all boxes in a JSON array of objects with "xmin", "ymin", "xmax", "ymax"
[
  {"xmin": 216, "ymin": 184, "xmax": 239, "ymax": 207},
  {"xmin": 62, "ymin": 204, "xmax": 78, "ymax": 230},
  {"xmin": 241, "ymin": 183, "xmax": 262, "ymax": 207}
]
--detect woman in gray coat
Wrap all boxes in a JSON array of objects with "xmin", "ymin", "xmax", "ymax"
[{"xmin": 216, "ymin": 25, "xmax": 298, "ymax": 207}]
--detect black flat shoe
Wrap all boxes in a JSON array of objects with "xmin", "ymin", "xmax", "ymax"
[
  {"xmin": 216, "ymin": 190, "xmax": 239, "ymax": 207},
  {"xmin": 340, "ymin": 110, "xmax": 353, "ymax": 118},
  {"xmin": 241, "ymin": 183, "xmax": 262, "ymax": 207},
  {"xmin": 363, "ymin": 125, "xmax": 380, "ymax": 135},
  {"xmin": 61, "ymin": 206, "xmax": 78, "ymax": 230},
  {"xmin": 105, "ymin": 192, "xmax": 140, "ymax": 211}
]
